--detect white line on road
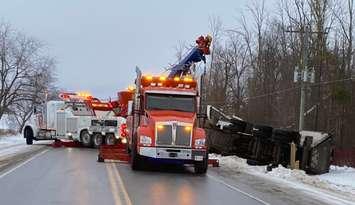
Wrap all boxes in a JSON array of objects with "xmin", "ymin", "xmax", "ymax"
[
  {"xmin": 207, "ymin": 174, "xmax": 270, "ymax": 205},
  {"xmin": 111, "ymin": 163, "xmax": 133, "ymax": 205},
  {"xmin": 0, "ymin": 149, "xmax": 49, "ymax": 179},
  {"xmin": 106, "ymin": 163, "xmax": 123, "ymax": 205}
]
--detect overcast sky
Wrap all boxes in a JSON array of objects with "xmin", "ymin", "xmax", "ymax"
[{"xmin": 0, "ymin": 0, "xmax": 252, "ymax": 98}]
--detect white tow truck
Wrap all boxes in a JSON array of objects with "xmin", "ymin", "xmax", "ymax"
[{"xmin": 23, "ymin": 92, "xmax": 126, "ymax": 148}]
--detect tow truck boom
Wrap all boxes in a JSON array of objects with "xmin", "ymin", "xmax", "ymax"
[{"xmin": 168, "ymin": 35, "xmax": 212, "ymax": 78}]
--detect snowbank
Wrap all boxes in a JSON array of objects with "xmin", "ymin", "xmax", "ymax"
[
  {"xmin": 210, "ymin": 154, "xmax": 355, "ymax": 198},
  {"xmin": 0, "ymin": 134, "xmax": 24, "ymax": 146},
  {"xmin": 319, "ymin": 166, "xmax": 355, "ymax": 191},
  {"xmin": 0, "ymin": 134, "xmax": 27, "ymax": 158}
]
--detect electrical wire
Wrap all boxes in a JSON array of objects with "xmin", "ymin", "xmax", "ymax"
[{"xmin": 204, "ymin": 77, "xmax": 354, "ymax": 104}]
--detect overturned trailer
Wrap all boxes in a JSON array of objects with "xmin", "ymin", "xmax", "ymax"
[{"xmin": 205, "ymin": 105, "xmax": 333, "ymax": 175}]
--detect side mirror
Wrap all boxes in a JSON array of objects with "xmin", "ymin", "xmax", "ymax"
[{"xmin": 33, "ymin": 106, "xmax": 37, "ymax": 114}]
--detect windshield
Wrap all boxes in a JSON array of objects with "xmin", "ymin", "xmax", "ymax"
[{"xmin": 146, "ymin": 93, "xmax": 195, "ymax": 112}]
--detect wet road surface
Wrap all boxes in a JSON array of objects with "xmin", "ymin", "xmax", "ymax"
[{"xmin": 0, "ymin": 147, "xmax": 346, "ymax": 205}]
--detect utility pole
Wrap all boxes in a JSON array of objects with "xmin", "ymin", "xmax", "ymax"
[
  {"xmin": 299, "ymin": 26, "xmax": 309, "ymax": 131},
  {"xmin": 288, "ymin": 25, "xmax": 314, "ymax": 131},
  {"xmin": 287, "ymin": 22, "xmax": 330, "ymax": 131}
]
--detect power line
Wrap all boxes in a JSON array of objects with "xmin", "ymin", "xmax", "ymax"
[{"xmin": 204, "ymin": 77, "xmax": 354, "ymax": 104}]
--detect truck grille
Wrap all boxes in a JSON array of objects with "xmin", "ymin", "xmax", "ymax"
[
  {"xmin": 156, "ymin": 125, "xmax": 173, "ymax": 145},
  {"xmin": 176, "ymin": 125, "xmax": 191, "ymax": 146},
  {"xmin": 156, "ymin": 123, "xmax": 192, "ymax": 147}
]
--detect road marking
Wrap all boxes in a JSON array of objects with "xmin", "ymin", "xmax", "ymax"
[
  {"xmin": 106, "ymin": 163, "xmax": 123, "ymax": 205},
  {"xmin": 111, "ymin": 163, "xmax": 133, "ymax": 205},
  {"xmin": 0, "ymin": 149, "xmax": 49, "ymax": 179},
  {"xmin": 207, "ymin": 174, "xmax": 270, "ymax": 205}
]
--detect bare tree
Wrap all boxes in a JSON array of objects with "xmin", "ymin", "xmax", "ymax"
[
  {"xmin": 0, "ymin": 23, "xmax": 43, "ymax": 119},
  {"xmin": 0, "ymin": 22, "xmax": 56, "ymax": 132},
  {"xmin": 9, "ymin": 57, "xmax": 56, "ymax": 132}
]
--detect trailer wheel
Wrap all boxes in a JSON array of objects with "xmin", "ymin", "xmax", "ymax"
[
  {"xmin": 93, "ymin": 133, "xmax": 103, "ymax": 148},
  {"xmin": 24, "ymin": 127, "xmax": 33, "ymax": 145},
  {"xmin": 194, "ymin": 153, "xmax": 208, "ymax": 174},
  {"xmin": 80, "ymin": 130, "xmax": 92, "ymax": 147}
]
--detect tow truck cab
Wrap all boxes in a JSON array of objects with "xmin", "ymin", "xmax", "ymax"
[{"xmin": 127, "ymin": 74, "xmax": 208, "ymax": 174}]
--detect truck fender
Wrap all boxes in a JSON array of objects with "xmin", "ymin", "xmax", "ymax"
[{"xmin": 22, "ymin": 124, "xmax": 38, "ymax": 139}]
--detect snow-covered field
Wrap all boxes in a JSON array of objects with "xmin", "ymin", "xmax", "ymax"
[{"xmin": 211, "ymin": 154, "xmax": 355, "ymax": 204}]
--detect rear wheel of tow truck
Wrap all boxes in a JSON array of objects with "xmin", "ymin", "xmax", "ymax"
[
  {"xmin": 194, "ymin": 153, "xmax": 208, "ymax": 174},
  {"xmin": 92, "ymin": 133, "xmax": 104, "ymax": 148},
  {"xmin": 24, "ymin": 127, "xmax": 33, "ymax": 145},
  {"xmin": 105, "ymin": 134, "xmax": 117, "ymax": 145},
  {"xmin": 80, "ymin": 130, "xmax": 93, "ymax": 148}
]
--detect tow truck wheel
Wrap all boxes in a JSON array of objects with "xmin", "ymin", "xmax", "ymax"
[
  {"xmin": 194, "ymin": 153, "xmax": 208, "ymax": 174},
  {"xmin": 131, "ymin": 150, "xmax": 142, "ymax": 170},
  {"xmin": 93, "ymin": 133, "xmax": 103, "ymax": 148},
  {"xmin": 80, "ymin": 130, "xmax": 93, "ymax": 147},
  {"xmin": 131, "ymin": 139, "xmax": 142, "ymax": 170},
  {"xmin": 105, "ymin": 134, "xmax": 117, "ymax": 145},
  {"xmin": 24, "ymin": 127, "xmax": 33, "ymax": 145}
]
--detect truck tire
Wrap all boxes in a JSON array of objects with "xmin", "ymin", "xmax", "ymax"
[
  {"xmin": 194, "ymin": 153, "xmax": 208, "ymax": 174},
  {"xmin": 93, "ymin": 133, "xmax": 103, "ymax": 148},
  {"xmin": 131, "ymin": 144, "xmax": 142, "ymax": 170},
  {"xmin": 272, "ymin": 129, "xmax": 301, "ymax": 145},
  {"xmin": 130, "ymin": 133, "xmax": 143, "ymax": 170},
  {"xmin": 252, "ymin": 124, "xmax": 273, "ymax": 139},
  {"xmin": 105, "ymin": 134, "xmax": 117, "ymax": 145},
  {"xmin": 80, "ymin": 130, "xmax": 93, "ymax": 148},
  {"xmin": 24, "ymin": 127, "xmax": 33, "ymax": 145}
]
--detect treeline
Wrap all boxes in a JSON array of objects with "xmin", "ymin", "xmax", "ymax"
[
  {"xmin": 205, "ymin": 0, "xmax": 355, "ymax": 148},
  {"xmin": 0, "ymin": 22, "xmax": 57, "ymax": 133}
]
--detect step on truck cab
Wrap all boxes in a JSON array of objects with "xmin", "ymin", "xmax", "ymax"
[{"xmin": 127, "ymin": 68, "xmax": 208, "ymax": 174}]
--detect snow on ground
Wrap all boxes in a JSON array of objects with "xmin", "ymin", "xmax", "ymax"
[
  {"xmin": 319, "ymin": 166, "xmax": 355, "ymax": 191},
  {"xmin": 210, "ymin": 154, "xmax": 355, "ymax": 203},
  {"xmin": 0, "ymin": 116, "xmax": 10, "ymax": 130},
  {"xmin": 0, "ymin": 134, "xmax": 27, "ymax": 158},
  {"xmin": 0, "ymin": 134, "xmax": 24, "ymax": 146}
]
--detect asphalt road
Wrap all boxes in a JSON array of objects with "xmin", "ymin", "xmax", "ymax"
[{"xmin": 0, "ymin": 147, "xmax": 348, "ymax": 205}]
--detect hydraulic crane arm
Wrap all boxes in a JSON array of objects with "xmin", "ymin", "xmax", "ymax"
[{"xmin": 168, "ymin": 35, "xmax": 212, "ymax": 78}]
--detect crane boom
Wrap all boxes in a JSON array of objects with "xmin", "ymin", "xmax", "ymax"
[{"xmin": 168, "ymin": 35, "xmax": 212, "ymax": 78}]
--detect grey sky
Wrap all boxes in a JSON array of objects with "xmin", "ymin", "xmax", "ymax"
[{"xmin": 0, "ymin": 0, "xmax": 251, "ymax": 98}]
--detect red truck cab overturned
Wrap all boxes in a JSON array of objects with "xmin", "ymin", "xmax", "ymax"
[{"xmin": 126, "ymin": 69, "xmax": 208, "ymax": 174}]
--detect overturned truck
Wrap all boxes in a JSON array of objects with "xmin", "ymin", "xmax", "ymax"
[{"xmin": 205, "ymin": 105, "xmax": 333, "ymax": 175}]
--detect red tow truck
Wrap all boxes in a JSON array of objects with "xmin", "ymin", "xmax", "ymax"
[
  {"xmin": 127, "ymin": 70, "xmax": 208, "ymax": 173},
  {"xmin": 98, "ymin": 35, "xmax": 217, "ymax": 174}
]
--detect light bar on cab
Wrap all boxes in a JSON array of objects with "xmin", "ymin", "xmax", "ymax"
[{"xmin": 141, "ymin": 75, "xmax": 197, "ymax": 89}]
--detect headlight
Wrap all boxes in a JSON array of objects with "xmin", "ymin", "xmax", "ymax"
[
  {"xmin": 195, "ymin": 139, "xmax": 205, "ymax": 147},
  {"xmin": 184, "ymin": 126, "xmax": 192, "ymax": 132},
  {"xmin": 140, "ymin": 135, "xmax": 152, "ymax": 145}
]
